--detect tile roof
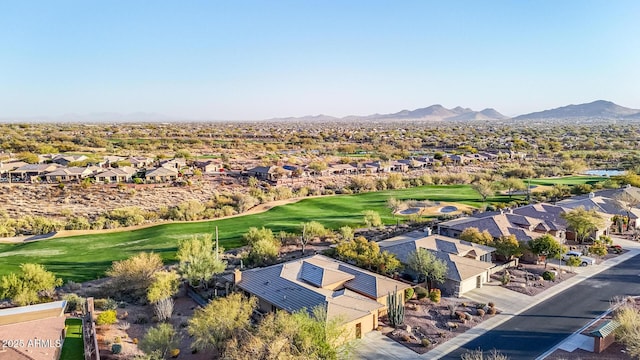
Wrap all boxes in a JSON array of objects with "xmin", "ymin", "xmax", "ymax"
[
  {"xmin": 558, "ymin": 196, "xmax": 635, "ymax": 218},
  {"xmin": 439, "ymin": 213, "xmax": 560, "ymax": 243}
]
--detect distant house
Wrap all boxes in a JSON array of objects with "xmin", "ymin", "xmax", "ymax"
[
  {"xmin": 389, "ymin": 160, "xmax": 409, "ymax": 173},
  {"xmin": 327, "ymin": 163, "xmax": 358, "ymax": 175},
  {"xmin": 9, "ymin": 164, "xmax": 60, "ymax": 182},
  {"xmin": 378, "ymin": 232, "xmax": 496, "ymax": 297},
  {"xmin": 159, "ymin": 158, "xmax": 186, "ymax": 170},
  {"xmin": 397, "ymin": 158, "xmax": 429, "ymax": 170},
  {"xmin": 127, "ymin": 156, "xmax": 155, "ymax": 169},
  {"xmin": 510, "ymin": 203, "xmax": 569, "ymax": 240},
  {"xmin": 557, "ymin": 193, "xmax": 624, "ymax": 230},
  {"xmin": 51, "ymin": 154, "xmax": 88, "ymax": 166},
  {"xmin": 0, "ymin": 161, "xmax": 28, "ymax": 181},
  {"xmin": 145, "ymin": 167, "xmax": 179, "ymax": 182},
  {"xmin": 245, "ymin": 166, "xmax": 291, "ymax": 181},
  {"xmin": 437, "ymin": 211, "xmax": 565, "ymax": 244},
  {"xmin": 42, "ymin": 166, "xmax": 99, "ymax": 182},
  {"xmin": 101, "ymin": 155, "xmax": 127, "ymax": 168},
  {"xmin": 94, "ymin": 166, "xmax": 138, "ymax": 183},
  {"xmin": 230, "ymin": 255, "xmax": 411, "ymax": 340},
  {"xmin": 194, "ymin": 159, "xmax": 223, "ymax": 174}
]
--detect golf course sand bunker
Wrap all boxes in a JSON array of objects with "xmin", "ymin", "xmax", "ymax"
[
  {"xmin": 438, "ymin": 205, "xmax": 458, "ymax": 213},
  {"xmin": 396, "ymin": 201, "xmax": 469, "ymax": 217}
]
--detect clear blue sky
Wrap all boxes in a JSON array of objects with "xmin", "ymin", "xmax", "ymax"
[{"xmin": 2, "ymin": 0, "xmax": 639, "ymax": 120}]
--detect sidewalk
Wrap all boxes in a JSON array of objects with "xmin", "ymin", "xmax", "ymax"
[
  {"xmin": 424, "ymin": 236, "xmax": 640, "ymax": 359},
  {"xmin": 352, "ymin": 238, "xmax": 640, "ymax": 360}
]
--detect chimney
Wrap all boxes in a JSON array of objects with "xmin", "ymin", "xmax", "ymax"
[
  {"xmin": 233, "ymin": 268, "xmax": 242, "ymax": 285},
  {"xmin": 589, "ymin": 192, "xmax": 595, "ymax": 198},
  {"xmin": 424, "ymin": 227, "xmax": 433, "ymax": 236},
  {"xmin": 626, "ymin": 184, "xmax": 632, "ymax": 189}
]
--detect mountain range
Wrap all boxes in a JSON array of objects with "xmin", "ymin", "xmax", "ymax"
[
  {"xmin": 2, "ymin": 100, "xmax": 640, "ymax": 123},
  {"xmin": 270, "ymin": 100, "xmax": 640, "ymax": 122}
]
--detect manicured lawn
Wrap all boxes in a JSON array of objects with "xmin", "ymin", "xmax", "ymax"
[
  {"xmin": 59, "ymin": 318, "xmax": 84, "ymax": 360},
  {"xmin": 529, "ymin": 176, "xmax": 607, "ymax": 186},
  {"xmin": 0, "ymin": 184, "xmax": 519, "ymax": 281}
]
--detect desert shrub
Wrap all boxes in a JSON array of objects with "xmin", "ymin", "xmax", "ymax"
[
  {"xmin": 133, "ymin": 338, "xmax": 139, "ymax": 345},
  {"xmin": 465, "ymin": 313, "xmax": 473, "ymax": 321},
  {"xmin": 96, "ymin": 310, "xmax": 117, "ymax": 325},
  {"xmin": 500, "ymin": 272, "xmax": 510, "ymax": 285},
  {"xmin": 114, "ymin": 336, "xmax": 122, "ymax": 344},
  {"xmin": 414, "ymin": 286, "xmax": 429, "ymax": 300},
  {"xmin": 477, "ymin": 309, "xmax": 485, "ymax": 317},
  {"xmin": 429, "ymin": 289, "xmax": 441, "ymax": 303},
  {"xmin": 63, "ymin": 293, "xmax": 85, "ymax": 313},
  {"xmin": 401, "ymin": 334, "xmax": 411, "ymax": 342},
  {"xmin": 542, "ymin": 271, "xmax": 555, "ymax": 281},
  {"xmin": 404, "ymin": 287, "xmax": 415, "ymax": 301},
  {"xmin": 455, "ymin": 311, "xmax": 465, "ymax": 320},
  {"xmin": 111, "ymin": 343, "xmax": 122, "ymax": 354},
  {"xmin": 488, "ymin": 307, "xmax": 497, "ymax": 315},
  {"xmin": 421, "ymin": 339, "xmax": 431, "ymax": 347},
  {"xmin": 476, "ymin": 303, "xmax": 486, "ymax": 309},
  {"xmin": 488, "ymin": 302, "xmax": 495, "ymax": 308},
  {"xmin": 94, "ymin": 298, "xmax": 118, "ymax": 311},
  {"xmin": 376, "ymin": 325, "xmax": 383, "ymax": 331},
  {"xmin": 447, "ymin": 322, "xmax": 458, "ymax": 330},
  {"xmin": 117, "ymin": 322, "xmax": 131, "ymax": 331}
]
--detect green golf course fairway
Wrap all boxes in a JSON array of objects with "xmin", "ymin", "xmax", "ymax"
[
  {"xmin": 0, "ymin": 184, "xmax": 508, "ymax": 281},
  {"xmin": 0, "ymin": 177, "xmax": 605, "ymax": 282}
]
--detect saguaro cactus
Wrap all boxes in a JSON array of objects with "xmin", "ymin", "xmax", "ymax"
[{"xmin": 387, "ymin": 286, "xmax": 405, "ymax": 327}]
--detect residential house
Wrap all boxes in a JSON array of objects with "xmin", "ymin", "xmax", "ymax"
[
  {"xmin": 327, "ymin": 163, "xmax": 358, "ymax": 175},
  {"xmin": 0, "ymin": 161, "xmax": 27, "ymax": 182},
  {"xmin": 437, "ymin": 211, "xmax": 564, "ymax": 244},
  {"xmin": 127, "ymin": 156, "xmax": 155, "ymax": 169},
  {"xmin": 510, "ymin": 203, "xmax": 569, "ymax": 240},
  {"xmin": 194, "ymin": 159, "xmax": 223, "ymax": 174},
  {"xmin": 389, "ymin": 160, "xmax": 409, "ymax": 173},
  {"xmin": 8, "ymin": 164, "xmax": 60, "ymax": 182},
  {"xmin": 101, "ymin": 155, "xmax": 127, "ymax": 168},
  {"xmin": 145, "ymin": 167, "xmax": 179, "ymax": 182},
  {"xmin": 160, "ymin": 158, "xmax": 187, "ymax": 170},
  {"xmin": 245, "ymin": 166, "xmax": 291, "ymax": 181},
  {"xmin": 94, "ymin": 166, "xmax": 138, "ymax": 183},
  {"xmin": 397, "ymin": 158, "xmax": 430, "ymax": 170},
  {"xmin": 364, "ymin": 161, "xmax": 391, "ymax": 173},
  {"xmin": 42, "ymin": 166, "xmax": 99, "ymax": 182},
  {"xmin": 231, "ymin": 255, "xmax": 411, "ymax": 340},
  {"xmin": 557, "ymin": 193, "xmax": 624, "ymax": 231},
  {"xmin": 378, "ymin": 232, "xmax": 496, "ymax": 297},
  {"xmin": 51, "ymin": 154, "xmax": 88, "ymax": 166}
]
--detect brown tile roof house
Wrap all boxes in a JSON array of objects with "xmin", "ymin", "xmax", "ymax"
[
  {"xmin": 42, "ymin": 166, "xmax": 99, "ymax": 182},
  {"xmin": 437, "ymin": 212, "xmax": 564, "ymax": 244},
  {"xmin": 378, "ymin": 232, "xmax": 496, "ymax": 297},
  {"xmin": 94, "ymin": 166, "xmax": 138, "ymax": 183},
  {"xmin": 233, "ymin": 255, "xmax": 410, "ymax": 339},
  {"xmin": 0, "ymin": 301, "xmax": 66, "ymax": 360},
  {"xmin": 558, "ymin": 194, "xmax": 634, "ymax": 226},
  {"xmin": 8, "ymin": 164, "xmax": 61, "ymax": 182},
  {"xmin": 145, "ymin": 166, "xmax": 179, "ymax": 182}
]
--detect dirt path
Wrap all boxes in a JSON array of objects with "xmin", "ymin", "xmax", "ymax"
[{"xmin": 0, "ymin": 195, "xmax": 327, "ymax": 244}]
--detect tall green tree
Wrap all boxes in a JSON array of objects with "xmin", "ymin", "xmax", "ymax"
[
  {"xmin": 335, "ymin": 236, "xmax": 400, "ymax": 274},
  {"xmin": 502, "ymin": 177, "xmax": 526, "ymax": 199},
  {"xmin": 243, "ymin": 227, "xmax": 281, "ymax": 266},
  {"xmin": 561, "ymin": 206, "xmax": 605, "ymax": 243},
  {"xmin": 407, "ymin": 248, "xmax": 448, "ymax": 289},
  {"xmin": 106, "ymin": 252, "xmax": 163, "ymax": 301},
  {"xmin": 177, "ymin": 235, "xmax": 226, "ymax": 289},
  {"xmin": 528, "ymin": 234, "xmax": 566, "ymax": 269},
  {"xmin": 471, "ymin": 179, "xmax": 495, "ymax": 203}
]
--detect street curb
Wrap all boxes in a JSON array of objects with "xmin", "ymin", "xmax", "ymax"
[{"xmin": 425, "ymin": 247, "xmax": 640, "ymax": 360}]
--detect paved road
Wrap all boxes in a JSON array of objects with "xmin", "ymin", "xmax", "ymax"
[{"xmin": 440, "ymin": 254, "xmax": 640, "ymax": 360}]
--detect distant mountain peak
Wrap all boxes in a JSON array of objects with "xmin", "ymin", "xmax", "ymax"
[{"xmin": 514, "ymin": 100, "xmax": 640, "ymax": 120}]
